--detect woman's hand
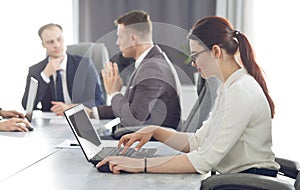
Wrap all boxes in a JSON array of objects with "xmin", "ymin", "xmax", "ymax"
[
  {"xmin": 118, "ymin": 126, "xmax": 158, "ymax": 154},
  {"xmin": 0, "ymin": 110, "xmax": 25, "ymax": 118},
  {"xmin": 96, "ymin": 156, "xmax": 144, "ymax": 174},
  {"xmin": 0, "ymin": 118, "xmax": 31, "ymax": 132}
]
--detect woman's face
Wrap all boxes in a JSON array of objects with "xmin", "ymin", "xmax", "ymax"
[{"xmin": 189, "ymin": 39, "xmax": 218, "ymax": 79}]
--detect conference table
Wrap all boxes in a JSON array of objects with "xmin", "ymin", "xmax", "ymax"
[{"xmin": 0, "ymin": 112, "xmax": 202, "ymax": 189}]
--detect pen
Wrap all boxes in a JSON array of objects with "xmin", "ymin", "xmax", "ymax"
[{"xmin": 70, "ymin": 143, "xmax": 79, "ymax": 146}]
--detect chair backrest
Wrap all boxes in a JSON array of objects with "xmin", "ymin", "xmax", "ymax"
[
  {"xmin": 275, "ymin": 157, "xmax": 300, "ymax": 189},
  {"xmin": 67, "ymin": 42, "xmax": 109, "ymax": 101},
  {"xmin": 176, "ymin": 76, "xmax": 220, "ymax": 132},
  {"xmin": 295, "ymin": 172, "xmax": 300, "ymax": 190},
  {"xmin": 67, "ymin": 42, "xmax": 109, "ymax": 74}
]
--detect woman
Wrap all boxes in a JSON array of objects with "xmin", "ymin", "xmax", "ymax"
[{"xmin": 96, "ymin": 16, "xmax": 280, "ymax": 176}]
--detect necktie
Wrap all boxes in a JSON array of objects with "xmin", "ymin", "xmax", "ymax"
[{"xmin": 56, "ymin": 70, "xmax": 64, "ymax": 102}]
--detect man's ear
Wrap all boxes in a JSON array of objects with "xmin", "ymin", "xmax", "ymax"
[
  {"xmin": 130, "ymin": 34, "xmax": 139, "ymax": 45},
  {"xmin": 211, "ymin": 45, "xmax": 222, "ymax": 59}
]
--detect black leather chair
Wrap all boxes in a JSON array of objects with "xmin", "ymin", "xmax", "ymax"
[
  {"xmin": 67, "ymin": 42, "xmax": 109, "ymax": 102},
  {"xmin": 200, "ymin": 157, "xmax": 300, "ymax": 190}
]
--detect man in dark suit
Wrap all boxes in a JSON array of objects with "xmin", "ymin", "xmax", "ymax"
[
  {"xmin": 95, "ymin": 10, "xmax": 181, "ymax": 130},
  {"xmin": 22, "ymin": 23, "xmax": 104, "ymax": 116}
]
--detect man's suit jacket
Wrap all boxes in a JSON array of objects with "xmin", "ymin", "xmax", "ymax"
[
  {"xmin": 22, "ymin": 53, "xmax": 105, "ymax": 111},
  {"xmin": 98, "ymin": 45, "xmax": 181, "ymax": 129}
]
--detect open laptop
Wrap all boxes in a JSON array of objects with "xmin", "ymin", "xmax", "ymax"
[
  {"xmin": 25, "ymin": 77, "xmax": 38, "ymax": 122},
  {"xmin": 64, "ymin": 104, "xmax": 158, "ymax": 172}
]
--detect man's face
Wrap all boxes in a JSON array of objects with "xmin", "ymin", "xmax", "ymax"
[
  {"xmin": 116, "ymin": 24, "xmax": 135, "ymax": 58},
  {"xmin": 41, "ymin": 26, "xmax": 65, "ymax": 58}
]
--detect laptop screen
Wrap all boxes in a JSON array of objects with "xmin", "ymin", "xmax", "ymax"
[
  {"xmin": 26, "ymin": 77, "xmax": 38, "ymax": 122},
  {"xmin": 64, "ymin": 104, "xmax": 103, "ymax": 160},
  {"xmin": 69, "ymin": 109, "xmax": 101, "ymax": 146}
]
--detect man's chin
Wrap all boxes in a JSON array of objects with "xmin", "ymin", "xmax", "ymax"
[
  {"xmin": 121, "ymin": 52, "xmax": 130, "ymax": 59},
  {"xmin": 50, "ymin": 53, "xmax": 64, "ymax": 58}
]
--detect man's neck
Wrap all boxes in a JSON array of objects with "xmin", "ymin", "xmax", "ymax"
[{"xmin": 133, "ymin": 43, "xmax": 153, "ymax": 60}]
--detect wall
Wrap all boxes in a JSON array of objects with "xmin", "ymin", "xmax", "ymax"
[{"xmin": 0, "ymin": 0, "xmax": 74, "ymax": 110}]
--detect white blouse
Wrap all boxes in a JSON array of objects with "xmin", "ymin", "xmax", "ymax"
[{"xmin": 186, "ymin": 68, "xmax": 280, "ymax": 174}]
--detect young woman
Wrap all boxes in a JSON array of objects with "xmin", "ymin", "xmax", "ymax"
[{"xmin": 96, "ymin": 16, "xmax": 280, "ymax": 176}]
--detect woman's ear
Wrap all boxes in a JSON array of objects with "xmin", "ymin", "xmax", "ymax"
[{"xmin": 211, "ymin": 45, "xmax": 222, "ymax": 59}]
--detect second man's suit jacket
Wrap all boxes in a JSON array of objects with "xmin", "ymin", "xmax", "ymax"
[
  {"xmin": 98, "ymin": 45, "xmax": 181, "ymax": 129},
  {"xmin": 22, "ymin": 53, "xmax": 105, "ymax": 111}
]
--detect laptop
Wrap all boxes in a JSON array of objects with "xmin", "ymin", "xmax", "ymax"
[
  {"xmin": 64, "ymin": 104, "xmax": 158, "ymax": 172},
  {"xmin": 25, "ymin": 77, "xmax": 38, "ymax": 122}
]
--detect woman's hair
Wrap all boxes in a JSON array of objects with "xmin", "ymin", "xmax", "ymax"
[{"xmin": 188, "ymin": 16, "xmax": 275, "ymax": 118}]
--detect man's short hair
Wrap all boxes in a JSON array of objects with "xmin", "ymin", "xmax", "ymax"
[
  {"xmin": 38, "ymin": 23, "xmax": 63, "ymax": 40},
  {"xmin": 114, "ymin": 10, "xmax": 152, "ymax": 35}
]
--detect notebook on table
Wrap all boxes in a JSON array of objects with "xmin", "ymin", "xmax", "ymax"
[{"xmin": 64, "ymin": 104, "xmax": 158, "ymax": 172}]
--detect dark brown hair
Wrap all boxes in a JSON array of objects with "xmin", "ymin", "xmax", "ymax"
[
  {"xmin": 188, "ymin": 16, "xmax": 275, "ymax": 118},
  {"xmin": 114, "ymin": 10, "xmax": 152, "ymax": 34},
  {"xmin": 38, "ymin": 23, "xmax": 62, "ymax": 40}
]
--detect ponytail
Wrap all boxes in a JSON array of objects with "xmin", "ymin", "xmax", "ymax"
[
  {"xmin": 189, "ymin": 16, "xmax": 275, "ymax": 119},
  {"xmin": 236, "ymin": 32, "xmax": 275, "ymax": 118}
]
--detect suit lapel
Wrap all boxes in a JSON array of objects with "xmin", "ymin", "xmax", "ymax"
[
  {"xmin": 66, "ymin": 54, "xmax": 76, "ymax": 99},
  {"xmin": 124, "ymin": 45, "xmax": 160, "ymax": 97},
  {"xmin": 143, "ymin": 45, "xmax": 161, "ymax": 60},
  {"xmin": 124, "ymin": 68, "xmax": 138, "ymax": 97}
]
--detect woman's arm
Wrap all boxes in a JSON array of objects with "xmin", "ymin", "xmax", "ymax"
[
  {"xmin": 152, "ymin": 127, "xmax": 190, "ymax": 153},
  {"xmin": 119, "ymin": 125, "xmax": 190, "ymax": 153},
  {"xmin": 147, "ymin": 154, "xmax": 196, "ymax": 173},
  {"xmin": 96, "ymin": 154, "xmax": 197, "ymax": 174}
]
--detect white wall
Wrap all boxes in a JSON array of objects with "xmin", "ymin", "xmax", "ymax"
[
  {"xmin": 253, "ymin": 0, "xmax": 300, "ymax": 161},
  {"xmin": 0, "ymin": 0, "xmax": 75, "ymax": 110}
]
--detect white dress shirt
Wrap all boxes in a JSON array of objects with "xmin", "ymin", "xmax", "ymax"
[
  {"xmin": 186, "ymin": 68, "xmax": 280, "ymax": 174},
  {"xmin": 40, "ymin": 53, "xmax": 72, "ymax": 104}
]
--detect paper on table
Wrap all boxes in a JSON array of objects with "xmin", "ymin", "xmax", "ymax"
[
  {"xmin": 40, "ymin": 112, "xmax": 63, "ymax": 119},
  {"xmin": 49, "ymin": 117, "xmax": 68, "ymax": 124},
  {"xmin": 55, "ymin": 140, "xmax": 80, "ymax": 149},
  {"xmin": 49, "ymin": 118, "xmax": 102, "ymax": 125}
]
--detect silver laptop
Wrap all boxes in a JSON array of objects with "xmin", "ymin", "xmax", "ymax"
[
  {"xmin": 25, "ymin": 77, "xmax": 38, "ymax": 122},
  {"xmin": 64, "ymin": 104, "xmax": 158, "ymax": 172}
]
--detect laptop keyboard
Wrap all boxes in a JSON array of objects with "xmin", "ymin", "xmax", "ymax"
[{"xmin": 95, "ymin": 147, "xmax": 157, "ymax": 159}]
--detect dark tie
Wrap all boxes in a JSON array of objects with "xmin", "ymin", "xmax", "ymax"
[{"xmin": 56, "ymin": 70, "xmax": 64, "ymax": 102}]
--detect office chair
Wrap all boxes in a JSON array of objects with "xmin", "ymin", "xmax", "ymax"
[
  {"xmin": 200, "ymin": 157, "xmax": 300, "ymax": 190},
  {"xmin": 108, "ymin": 75, "xmax": 220, "ymax": 140},
  {"xmin": 276, "ymin": 157, "xmax": 300, "ymax": 189},
  {"xmin": 176, "ymin": 76, "xmax": 220, "ymax": 132},
  {"xmin": 67, "ymin": 42, "xmax": 109, "ymax": 102}
]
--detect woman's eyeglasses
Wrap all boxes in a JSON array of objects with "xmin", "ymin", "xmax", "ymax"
[{"xmin": 190, "ymin": 49, "xmax": 208, "ymax": 63}]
